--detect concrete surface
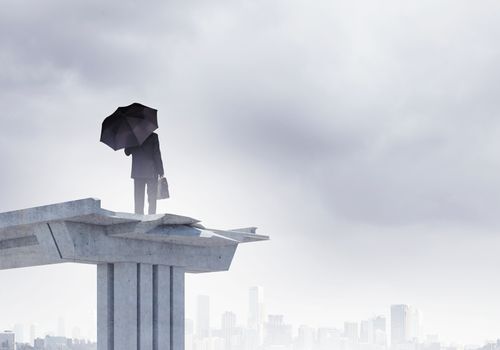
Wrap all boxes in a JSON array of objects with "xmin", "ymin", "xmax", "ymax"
[
  {"xmin": 0, "ymin": 198, "xmax": 268, "ymax": 273},
  {"xmin": 0, "ymin": 198, "xmax": 268, "ymax": 350}
]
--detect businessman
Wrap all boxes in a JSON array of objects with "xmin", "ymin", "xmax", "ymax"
[{"xmin": 125, "ymin": 132, "xmax": 164, "ymax": 215}]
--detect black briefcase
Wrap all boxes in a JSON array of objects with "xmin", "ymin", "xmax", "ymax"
[{"xmin": 157, "ymin": 177, "xmax": 170, "ymax": 199}]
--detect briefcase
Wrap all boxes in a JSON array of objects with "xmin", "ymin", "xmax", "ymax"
[{"xmin": 157, "ymin": 177, "xmax": 170, "ymax": 199}]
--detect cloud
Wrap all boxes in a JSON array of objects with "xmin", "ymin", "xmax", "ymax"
[
  {"xmin": 3, "ymin": 0, "xmax": 500, "ymax": 229},
  {"xmin": 0, "ymin": 0, "xmax": 214, "ymax": 92}
]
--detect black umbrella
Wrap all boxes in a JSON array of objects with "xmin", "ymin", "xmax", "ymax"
[{"xmin": 100, "ymin": 102, "xmax": 158, "ymax": 150}]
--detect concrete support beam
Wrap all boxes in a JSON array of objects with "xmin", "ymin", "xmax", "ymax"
[
  {"xmin": 114, "ymin": 263, "xmax": 138, "ymax": 350},
  {"xmin": 97, "ymin": 263, "xmax": 185, "ymax": 350},
  {"xmin": 155, "ymin": 265, "xmax": 171, "ymax": 350},
  {"xmin": 97, "ymin": 264, "xmax": 114, "ymax": 350},
  {"xmin": 171, "ymin": 267, "xmax": 185, "ymax": 350},
  {"xmin": 140, "ymin": 264, "xmax": 154, "ymax": 350}
]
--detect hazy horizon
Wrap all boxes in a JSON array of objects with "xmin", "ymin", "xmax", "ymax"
[{"xmin": 1, "ymin": 0, "xmax": 500, "ymax": 346}]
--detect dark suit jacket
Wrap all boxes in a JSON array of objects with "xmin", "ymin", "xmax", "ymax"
[{"xmin": 125, "ymin": 133, "xmax": 164, "ymax": 179}]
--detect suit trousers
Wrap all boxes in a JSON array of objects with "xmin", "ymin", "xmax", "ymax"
[{"xmin": 134, "ymin": 177, "xmax": 158, "ymax": 215}]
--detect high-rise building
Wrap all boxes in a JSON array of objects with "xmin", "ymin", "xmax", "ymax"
[
  {"xmin": 197, "ymin": 295, "xmax": 211, "ymax": 339},
  {"xmin": 248, "ymin": 287, "xmax": 265, "ymax": 324},
  {"xmin": 391, "ymin": 305, "xmax": 422, "ymax": 346},
  {"xmin": 194, "ymin": 336, "xmax": 225, "ymax": 350},
  {"xmin": 186, "ymin": 319, "xmax": 195, "ymax": 336},
  {"xmin": 34, "ymin": 337, "xmax": 44, "ymax": 350},
  {"xmin": 264, "ymin": 315, "xmax": 292, "ymax": 349},
  {"xmin": 242, "ymin": 327, "xmax": 259, "ymax": 350},
  {"xmin": 372, "ymin": 316, "xmax": 387, "ymax": 346},
  {"xmin": 373, "ymin": 317, "xmax": 386, "ymax": 335},
  {"xmin": 13, "ymin": 324, "xmax": 24, "ymax": 344},
  {"xmin": 186, "ymin": 318, "xmax": 195, "ymax": 350},
  {"xmin": 391, "ymin": 305, "xmax": 409, "ymax": 345},
  {"xmin": 30, "ymin": 324, "xmax": 37, "ymax": 345},
  {"xmin": 248, "ymin": 286, "xmax": 265, "ymax": 346},
  {"xmin": 344, "ymin": 322, "xmax": 359, "ymax": 343},
  {"xmin": 222, "ymin": 312, "xmax": 237, "ymax": 350},
  {"xmin": 72, "ymin": 326, "xmax": 82, "ymax": 340},
  {"xmin": 360, "ymin": 320, "xmax": 373, "ymax": 344},
  {"xmin": 296, "ymin": 325, "xmax": 315, "ymax": 350},
  {"xmin": 57, "ymin": 317, "xmax": 66, "ymax": 338},
  {"xmin": 317, "ymin": 328, "xmax": 341, "ymax": 350},
  {"xmin": 0, "ymin": 331, "xmax": 15, "ymax": 350},
  {"xmin": 44, "ymin": 335, "xmax": 67, "ymax": 350},
  {"xmin": 407, "ymin": 307, "xmax": 422, "ymax": 343}
]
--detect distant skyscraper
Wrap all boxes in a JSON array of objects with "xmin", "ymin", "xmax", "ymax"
[
  {"xmin": 344, "ymin": 322, "xmax": 359, "ymax": 343},
  {"xmin": 34, "ymin": 337, "xmax": 44, "ymax": 350},
  {"xmin": 30, "ymin": 324, "xmax": 37, "ymax": 345},
  {"xmin": 372, "ymin": 316, "xmax": 387, "ymax": 346},
  {"xmin": 373, "ymin": 316, "xmax": 386, "ymax": 334},
  {"xmin": 296, "ymin": 325, "xmax": 315, "ymax": 350},
  {"xmin": 186, "ymin": 318, "xmax": 195, "ymax": 350},
  {"xmin": 186, "ymin": 318, "xmax": 195, "ymax": 336},
  {"xmin": 72, "ymin": 326, "xmax": 82, "ymax": 340},
  {"xmin": 317, "ymin": 328, "xmax": 341, "ymax": 350},
  {"xmin": 248, "ymin": 286, "xmax": 265, "ymax": 346},
  {"xmin": 391, "ymin": 304, "xmax": 422, "ymax": 346},
  {"xmin": 248, "ymin": 287, "xmax": 265, "ymax": 328},
  {"xmin": 222, "ymin": 311, "xmax": 237, "ymax": 350},
  {"xmin": 13, "ymin": 324, "xmax": 24, "ymax": 344},
  {"xmin": 391, "ymin": 305, "xmax": 409, "ymax": 345},
  {"xmin": 408, "ymin": 307, "xmax": 423, "ymax": 343},
  {"xmin": 197, "ymin": 295, "xmax": 211, "ymax": 339},
  {"xmin": 44, "ymin": 335, "xmax": 68, "ymax": 350},
  {"xmin": 57, "ymin": 317, "xmax": 66, "ymax": 338},
  {"xmin": 0, "ymin": 331, "xmax": 15, "ymax": 350},
  {"xmin": 264, "ymin": 315, "xmax": 292, "ymax": 349},
  {"xmin": 360, "ymin": 320, "xmax": 373, "ymax": 344}
]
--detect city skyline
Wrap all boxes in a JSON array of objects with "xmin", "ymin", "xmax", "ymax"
[
  {"xmin": 0, "ymin": 278, "xmax": 500, "ymax": 346},
  {"xmin": 2, "ymin": 286, "xmax": 499, "ymax": 350},
  {"xmin": 0, "ymin": 330, "xmax": 96, "ymax": 350},
  {"xmin": 184, "ymin": 288, "xmax": 498, "ymax": 349}
]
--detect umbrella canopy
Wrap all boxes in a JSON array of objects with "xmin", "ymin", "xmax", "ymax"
[{"xmin": 100, "ymin": 102, "xmax": 158, "ymax": 150}]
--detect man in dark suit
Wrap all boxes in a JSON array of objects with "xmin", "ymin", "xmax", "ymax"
[{"xmin": 125, "ymin": 132, "xmax": 164, "ymax": 215}]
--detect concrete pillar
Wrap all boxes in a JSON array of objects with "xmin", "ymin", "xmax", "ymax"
[
  {"xmin": 97, "ymin": 264, "xmax": 114, "ymax": 350},
  {"xmin": 97, "ymin": 263, "xmax": 185, "ymax": 350},
  {"xmin": 114, "ymin": 263, "xmax": 138, "ymax": 350},
  {"xmin": 140, "ymin": 264, "xmax": 154, "ymax": 350},
  {"xmin": 171, "ymin": 267, "xmax": 185, "ymax": 350}
]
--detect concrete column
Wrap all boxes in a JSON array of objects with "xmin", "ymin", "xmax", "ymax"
[
  {"xmin": 97, "ymin": 263, "xmax": 185, "ymax": 350},
  {"xmin": 97, "ymin": 264, "xmax": 114, "ymax": 350},
  {"xmin": 155, "ymin": 265, "xmax": 171, "ymax": 350},
  {"xmin": 114, "ymin": 263, "xmax": 138, "ymax": 350},
  {"xmin": 171, "ymin": 267, "xmax": 185, "ymax": 350},
  {"xmin": 140, "ymin": 264, "xmax": 154, "ymax": 350}
]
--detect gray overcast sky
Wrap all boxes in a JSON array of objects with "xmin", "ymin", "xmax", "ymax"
[{"xmin": 1, "ymin": 0, "xmax": 500, "ymax": 345}]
